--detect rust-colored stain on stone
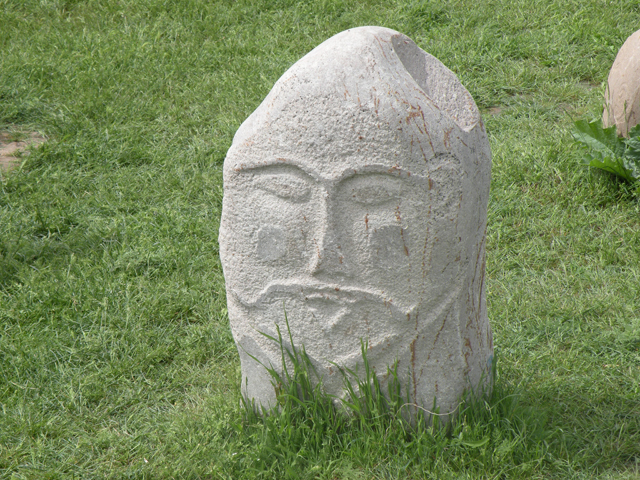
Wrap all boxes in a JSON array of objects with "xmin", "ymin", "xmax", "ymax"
[{"xmin": 0, "ymin": 131, "xmax": 46, "ymax": 171}]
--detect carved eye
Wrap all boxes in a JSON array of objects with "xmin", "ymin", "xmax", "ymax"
[
  {"xmin": 345, "ymin": 175, "xmax": 401, "ymax": 205},
  {"xmin": 254, "ymin": 174, "xmax": 311, "ymax": 202}
]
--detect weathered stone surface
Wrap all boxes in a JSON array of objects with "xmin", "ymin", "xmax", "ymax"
[
  {"xmin": 603, "ymin": 29, "xmax": 640, "ymax": 137},
  {"xmin": 219, "ymin": 26, "xmax": 493, "ymax": 419}
]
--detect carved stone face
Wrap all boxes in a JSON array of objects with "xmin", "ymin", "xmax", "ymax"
[
  {"xmin": 223, "ymin": 127, "xmax": 462, "ymax": 366},
  {"xmin": 219, "ymin": 26, "xmax": 492, "ymax": 414}
]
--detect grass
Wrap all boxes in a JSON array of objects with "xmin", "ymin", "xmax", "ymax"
[
  {"xmin": 238, "ymin": 318, "xmax": 551, "ymax": 479},
  {"xmin": 1, "ymin": 0, "xmax": 639, "ymax": 478}
]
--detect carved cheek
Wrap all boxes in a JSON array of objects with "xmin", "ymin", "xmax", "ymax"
[
  {"xmin": 253, "ymin": 203, "xmax": 318, "ymax": 266},
  {"xmin": 369, "ymin": 225, "xmax": 410, "ymax": 271},
  {"xmin": 256, "ymin": 225, "xmax": 287, "ymax": 261}
]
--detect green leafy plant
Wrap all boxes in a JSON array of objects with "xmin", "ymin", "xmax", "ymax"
[{"xmin": 572, "ymin": 119, "xmax": 640, "ymax": 191}]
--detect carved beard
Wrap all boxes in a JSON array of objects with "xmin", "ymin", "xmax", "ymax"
[{"xmin": 228, "ymin": 279, "xmax": 461, "ymax": 370}]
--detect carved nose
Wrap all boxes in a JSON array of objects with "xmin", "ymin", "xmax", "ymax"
[
  {"xmin": 312, "ymin": 234, "xmax": 344, "ymax": 275},
  {"xmin": 310, "ymin": 200, "xmax": 351, "ymax": 279}
]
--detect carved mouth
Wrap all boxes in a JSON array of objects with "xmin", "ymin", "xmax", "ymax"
[
  {"xmin": 237, "ymin": 280, "xmax": 397, "ymax": 309},
  {"xmin": 300, "ymin": 286, "xmax": 368, "ymax": 304}
]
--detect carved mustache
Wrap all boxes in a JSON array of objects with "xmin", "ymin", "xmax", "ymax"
[{"xmin": 233, "ymin": 280, "xmax": 412, "ymax": 316}]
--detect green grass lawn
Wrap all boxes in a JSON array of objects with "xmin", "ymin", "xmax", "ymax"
[{"xmin": 1, "ymin": 0, "xmax": 639, "ymax": 478}]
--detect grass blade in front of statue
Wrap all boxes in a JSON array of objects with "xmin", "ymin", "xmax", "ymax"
[
  {"xmin": 239, "ymin": 310, "xmax": 331, "ymax": 416},
  {"xmin": 572, "ymin": 119, "xmax": 640, "ymax": 192},
  {"xmin": 241, "ymin": 317, "xmax": 556, "ymax": 477},
  {"xmin": 247, "ymin": 313, "xmax": 412, "ymax": 421}
]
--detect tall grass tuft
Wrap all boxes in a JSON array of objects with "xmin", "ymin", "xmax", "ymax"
[{"xmin": 238, "ymin": 316, "xmax": 559, "ymax": 479}]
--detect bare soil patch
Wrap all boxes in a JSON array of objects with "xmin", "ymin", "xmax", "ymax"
[{"xmin": 0, "ymin": 131, "xmax": 46, "ymax": 171}]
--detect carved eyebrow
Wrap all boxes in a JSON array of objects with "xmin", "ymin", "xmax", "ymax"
[
  {"xmin": 236, "ymin": 159, "xmax": 429, "ymax": 184},
  {"xmin": 253, "ymin": 173, "xmax": 311, "ymax": 202},
  {"xmin": 236, "ymin": 160, "xmax": 320, "ymax": 181},
  {"xmin": 334, "ymin": 164, "xmax": 415, "ymax": 182}
]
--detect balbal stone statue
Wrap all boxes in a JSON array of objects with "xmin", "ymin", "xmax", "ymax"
[
  {"xmin": 603, "ymin": 29, "xmax": 640, "ymax": 137},
  {"xmin": 219, "ymin": 26, "xmax": 493, "ymax": 419}
]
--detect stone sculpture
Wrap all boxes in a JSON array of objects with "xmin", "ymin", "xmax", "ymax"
[
  {"xmin": 219, "ymin": 26, "xmax": 493, "ymax": 420},
  {"xmin": 603, "ymin": 29, "xmax": 640, "ymax": 137}
]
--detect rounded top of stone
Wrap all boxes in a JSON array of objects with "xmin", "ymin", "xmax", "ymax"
[{"xmin": 232, "ymin": 26, "xmax": 481, "ymax": 148}]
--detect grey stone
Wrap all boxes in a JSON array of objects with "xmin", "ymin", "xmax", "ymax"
[
  {"xmin": 603, "ymin": 29, "xmax": 640, "ymax": 137},
  {"xmin": 219, "ymin": 26, "xmax": 493, "ymax": 420}
]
